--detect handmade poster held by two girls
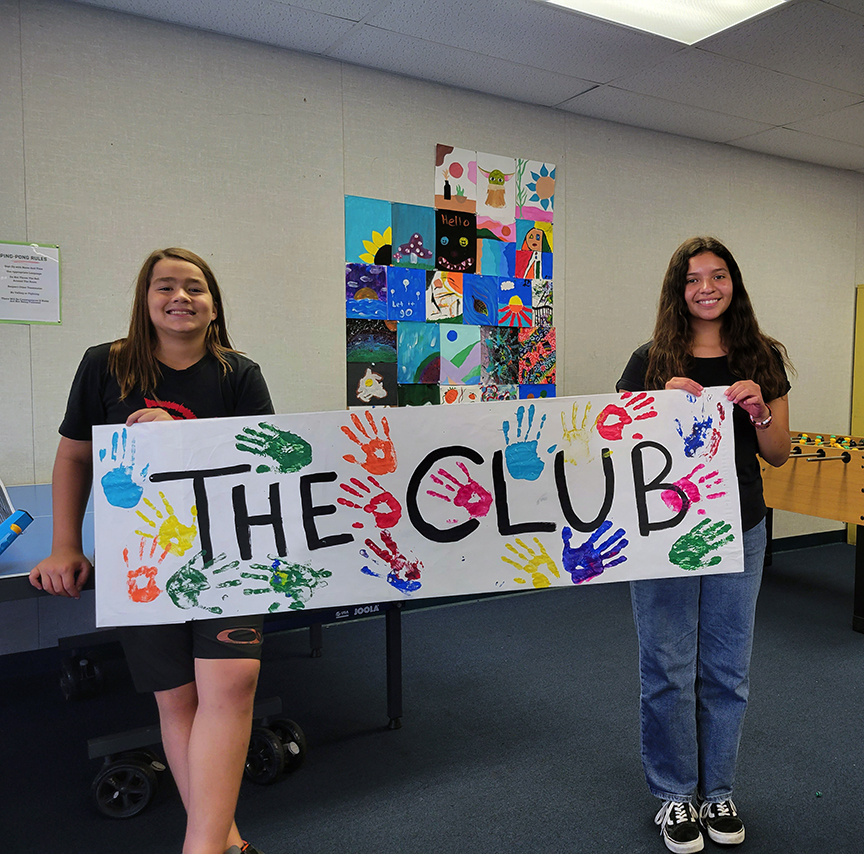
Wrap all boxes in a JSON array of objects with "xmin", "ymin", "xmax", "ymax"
[{"xmin": 92, "ymin": 388, "xmax": 743, "ymax": 628}]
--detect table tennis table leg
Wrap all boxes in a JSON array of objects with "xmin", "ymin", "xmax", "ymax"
[
  {"xmin": 386, "ymin": 604, "xmax": 403, "ymax": 729},
  {"xmin": 854, "ymin": 526, "xmax": 864, "ymax": 634}
]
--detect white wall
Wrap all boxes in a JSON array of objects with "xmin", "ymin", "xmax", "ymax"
[{"xmin": 2, "ymin": 0, "xmax": 863, "ymax": 539}]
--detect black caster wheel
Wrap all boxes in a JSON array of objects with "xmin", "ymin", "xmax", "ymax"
[
  {"xmin": 60, "ymin": 656, "xmax": 104, "ymax": 701},
  {"xmin": 244, "ymin": 726, "xmax": 285, "ymax": 784},
  {"xmin": 91, "ymin": 758, "xmax": 158, "ymax": 818},
  {"xmin": 267, "ymin": 718, "xmax": 307, "ymax": 771}
]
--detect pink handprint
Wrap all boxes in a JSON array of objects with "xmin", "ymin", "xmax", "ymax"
[
  {"xmin": 595, "ymin": 391, "xmax": 657, "ymax": 441},
  {"xmin": 427, "ymin": 462, "xmax": 493, "ymax": 519},
  {"xmin": 661, "ymin": 464, "xmax": 726, "ymax": 515},
  {"xmin": 338, "ymin": 475, "xmax": 402, "ymax": 529},
  {"xmin": 361, "ymin": 530, "xmax": 422, "ymax": 594},
  {"xmin": 341, "ymin": 411, "xmax": 397, "ymax": 475}
]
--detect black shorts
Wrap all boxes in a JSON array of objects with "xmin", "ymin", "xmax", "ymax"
[{"xmin": 118, "ymin": 614, "xmax": 265, "ymax": 694}]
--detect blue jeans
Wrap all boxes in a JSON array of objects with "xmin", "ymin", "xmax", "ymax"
[{"xmin": 630, "ymin": 518, "xmax": 766, "ymax": 803}]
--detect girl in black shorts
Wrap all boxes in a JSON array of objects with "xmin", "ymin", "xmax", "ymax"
[{"xmin": 31, "ymin": 248, "xmax": 272, "ymax": 854}]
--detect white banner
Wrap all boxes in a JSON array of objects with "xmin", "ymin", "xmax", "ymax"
[{"xmin": 93, "ymin": 388, "xmax": 742, "ymax": 626}]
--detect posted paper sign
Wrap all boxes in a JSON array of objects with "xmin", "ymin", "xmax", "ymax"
[
  {"xmin": 93, "ymin": 389, "xmax": 742, "ymax": 627},
  {"xmin": 0, "ymin": 242, "xmax": 60, "ymax": 324}
]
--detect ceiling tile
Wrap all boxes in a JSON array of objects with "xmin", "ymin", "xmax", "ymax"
[
  {"xmin": 559, "ymin": 85, "xmax": 774, "ymax": 143},
  {"xmin": 786, "ymin": 101, "xmax": 864, "ymax": 146},
  {"xmin": 730, "ymin": 127, "xmax": 864, "ymax": 172},
  {"xmin": 329, "ymin": 24, "xmax": 596, "ymax": 104},
  {"xmin": 73, "ymin": 0, "xmax": 358, "ymax": 52},
  {"xmin": 701, "ymin": 0, "xmax": 864, "ymax": 96},
  {"xmin": 612, "ymin": 47, "xmax": 862, "ymax": 125},
  {"xmin": 363, "ymin": 0, "xmax": 684, "ymax": 81}
]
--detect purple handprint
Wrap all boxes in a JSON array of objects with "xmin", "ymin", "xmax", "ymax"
[{"xmin": 561, "ymin": 520, "xmax": 629, "ymax": 585}]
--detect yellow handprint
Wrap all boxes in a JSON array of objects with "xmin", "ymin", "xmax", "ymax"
[
  {"xmin": 135, "ymin": 492, "xmax": 198, "ymax": 557},
  {"xmin": 501, "ymin": 537, "xmax": 561, "ymax": 588},
  {"xmin": 560, "ymin": 400, "xmax": 595, "ymax": 466}
]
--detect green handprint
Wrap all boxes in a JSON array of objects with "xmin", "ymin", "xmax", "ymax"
[
  {"xmin": 235, "ymin": 422, "xmax": 312, "ymax": 474},
  {"xmin": 668, "ymin": 518, "xmax": 734, "ymax": 571},
  {"xmin": 226, "ymin": 556, "xmax": 332, "ymax": 612},
  {"xmin": 165, "ymin": 550, "xmax": 227, "ymax": 613}
]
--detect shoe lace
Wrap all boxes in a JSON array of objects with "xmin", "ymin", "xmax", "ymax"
[
  {"xmin": 699, "ymin": 799, "xmax": 737, "ymax": 821},
  {"xmin": 655, "ymin": 800, "xmax": 694, "ymax": 833}
]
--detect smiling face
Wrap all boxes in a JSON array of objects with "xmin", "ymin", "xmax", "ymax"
[
  {"xmin": 684, "ymin": 252, "xmax": 732, "ymax": 323},
  {"xmin": 147, "ymin": 257, "xmax": 217, "ymax": 343}
]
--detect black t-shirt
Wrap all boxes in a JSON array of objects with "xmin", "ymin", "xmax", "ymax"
[
  {"xmin": 617, "ymin": 342, "xmax": 790, "ymax": 531},
  {"xmin": 60, "ymin": 343, "xmax": 274, "ymax": 439}
]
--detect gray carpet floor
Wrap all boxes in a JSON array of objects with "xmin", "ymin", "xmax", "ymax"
[{"xmin": 4, "ymin": 541, "xmax": 862, "ymax": 853}]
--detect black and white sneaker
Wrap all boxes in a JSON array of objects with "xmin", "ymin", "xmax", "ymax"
[
  {"xmin": 699, "ymin": 799, "xmax": 745, "ymax": 845},
  {"xmin": 654, "ymin": 801, "xmax": 704, "ymax": 853}
]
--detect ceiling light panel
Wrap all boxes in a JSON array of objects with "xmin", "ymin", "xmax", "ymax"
[{"xmin": 539, "ymin": 0, "xmax": 789, "ymax": 44}]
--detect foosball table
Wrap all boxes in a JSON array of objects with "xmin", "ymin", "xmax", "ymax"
[{"xmin": 760, "ymin": 431, "xmax": 864, "ymax": 632}]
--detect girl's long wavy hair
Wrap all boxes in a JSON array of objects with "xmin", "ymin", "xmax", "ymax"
[
  {"xmin": 644, "ymin": 236, "xmax": 792, "ymax": 400},
  {"xmin": 108, "ymin": 248, "xmax": 236, "ymax": 399}
]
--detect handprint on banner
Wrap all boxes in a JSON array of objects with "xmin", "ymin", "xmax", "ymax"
[
  {"xmin": 560, "ymin": 400, "xmax": 595, "ymax": 465},
  {"xmin": 215, "ymin": 556, "xmax": 332, "ymax": 612},
  {"xmin": 595, "ymin": 392, "xmax": 657, "ymax": 441},
  {"xmin": 338, "ymin": 475, "xmax": 402, "ymax": 529},
  {"xmin": 123, "ymin": 537, "xmax": 168, "ymax": 604},
  {"xmin": 501, "ymin": 537, "xmax": 561, "ymax": 588},
  {"xmin": 661, "ymin": 464, "xmax": 727, "ymax": 515},
  {"xmin": 561, "ymin": 520, "xmax": 629, "ymax": 584},
  {"xmin": 360, "ymin": 530, "xmax": 423, "ymax": 594},
  {"xmin": 502, "ymin": 404, "xmax": 553, "ymax": 481},
  {"xmin": 675, "ymin": 398, "xmax": 725, "ymax": 459},
  {"xmin": 342, "ymin": 411, "xmax": 397, "ymax": 475},
  {"xmin": 235, "ymin": 423, "xmax": 312, "ymax": 473},
  {"xmin": 99, "ymin": 428, "xmax": 149, "ymax": 508},
  {"xmin": 135, "ymin": 493, "xmax": 197, "ymax": 557},
  {"xmin": 427, "ymin": 462, "xmax": 493, "ymax": 519},
  {"xmin": 668, "ymin": 518, "xmax": 734, "ymax": 571},
  {"xmin": 165, "ymin": 551, "xmax": 227, "ymax": 613}
]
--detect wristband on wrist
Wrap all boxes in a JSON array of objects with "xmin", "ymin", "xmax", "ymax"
[{"xmin": 750, "ymin": 405, "xmax": 773, "ymax": 430}]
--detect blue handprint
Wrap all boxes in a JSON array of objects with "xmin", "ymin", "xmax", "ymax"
[
  {"xmin": 502, "ymin": 404, "xmax": 550, "ymax": 482},
  {"xmin": 675, "ymin": 413, "xmax": 715, "ymax": 458},
  {"xmin": 561, "ymin": 520, "xmax": 629, "ymax": 584},
  {"xmin": 99, "ymin": 428, "xmax": 149, "ymax": 508}
]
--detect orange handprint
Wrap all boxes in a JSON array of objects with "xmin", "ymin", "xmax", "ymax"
[
  {"xmin": 341, "ymin": 410, "xmax": 397, "ymax": 475},
  {"xmin": 123, "ymin": 536, "xmax": 169, "ymax": 604}
]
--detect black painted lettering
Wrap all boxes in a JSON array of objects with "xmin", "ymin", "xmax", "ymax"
[
  {"xmin": 492, "ymin": 450, "xmax": 556, "ymax": 535},
  {"xmin": 631, "ymin": 441, "xmax": 690, "ymax": 536},
  {"xmin": 299, "ymin": 471, "xmax": 354, "ymax": 551},
  {"xmin": 149, "ymin": 465, "xmax": 252, "ymax": 563},
  {"xmin": 231, "ymin": 482, "xmax": 287, "ymax": 561},
  {"xmin": 555, "ymin": 449, "xmax": 614, "ymax": 532}
]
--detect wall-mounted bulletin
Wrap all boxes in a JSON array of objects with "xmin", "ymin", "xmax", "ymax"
[
  {"xmin": 0, "ymin": 241, "xmax": 61, "ymax": 324},
  {"xmin": 344, "ymin": 145, "xmax": 556, "ymax": 408}
]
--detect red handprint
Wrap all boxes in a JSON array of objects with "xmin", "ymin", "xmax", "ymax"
[
  {"xmin": 341, "ymin": 410, "xmax": 397, "ymax": 475},
  {"xmin": 338, "ymin": 475, "xmax": 402, "ymax": 529},
  {"xmin": 661, "ymin": 464, "xmax": 726, "ymax": 515},
  {"xmin": 363, "ymin": 530, "xmax": 422, "ymax": 594},
  {"xmin": 427, "ymin": 461, "xmax": 493, "ymax": 519},
  {"xmin": 595, "ymin": 391, "xmax": 658, "ymax": 441}
]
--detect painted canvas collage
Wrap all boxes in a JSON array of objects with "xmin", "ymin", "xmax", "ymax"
[{"xmin": 345, "ymin": 145, "xmax": 556, "ymax": 409}]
